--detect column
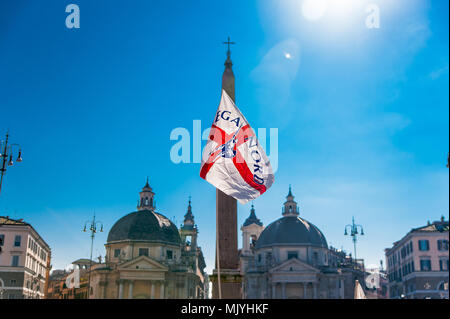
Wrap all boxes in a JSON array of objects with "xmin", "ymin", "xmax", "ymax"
[
  {"xmin": 160, "ymin": 281, "xmax": 165, "ymax": 299},
  {"xmin": 281, "ymin": 283, "xmax": 286, "ymax": 299},
  {"xmin": 150, "ymin": 281, "xmax": 155, "ymax": 299},
  {"xmin": 336, "ymin": 278, "xmax": 340, "ymax": 299},
  {"xmin": 313, "ymin": 283, "xmax": 318, "ymax": 299},
  {"xmin": 303, "ymin": 283, "xmax": 307, "ymax": 299},
  {"xmin": 128, "ymin": 280, "xmax": 134, "ymax": 299},
  {"xmin": 118, "ymin": 280, "xmax": 124, "ymax": 299},
  {"xmin": 272, "ymin": 283, "xmax": 276, "ymax": 299}
]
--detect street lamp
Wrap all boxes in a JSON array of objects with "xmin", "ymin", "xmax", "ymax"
[
  {"xmin": 83, "ymin": 212, "xmax": 103, "ymax": 299},
  {"xmin": 0, "ymin": 132, "xmax": 23, "ymax": 195},
  {"xmin": 344, "ymin": 216, "xmax": 364, "ymax": 263}
]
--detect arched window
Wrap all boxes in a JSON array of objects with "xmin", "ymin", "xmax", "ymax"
[{"xmin": 250, "ymin": 235, "xmax": 257, "ymax": 248}]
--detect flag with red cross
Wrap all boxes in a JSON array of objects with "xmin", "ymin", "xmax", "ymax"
[{"xmin": 200, "ymin": 90, "xmax": 274, "ymax": 204}]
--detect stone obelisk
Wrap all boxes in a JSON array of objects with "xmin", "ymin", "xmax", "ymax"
[{"xmin": 211, "ymin": 38, "xmax": 242, "ymax": 299}]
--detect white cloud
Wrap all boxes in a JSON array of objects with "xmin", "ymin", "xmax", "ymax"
[
  {"xmin": 350, "ymin": 112, "xmax": 411, "ymax": 136},
  {"xmin": 403, "ymin": 22, "xmax": 432, "ymax": 53},
  {"xmin": 430, "ymin": 65, "xmax": 449, "ymax": 80}
]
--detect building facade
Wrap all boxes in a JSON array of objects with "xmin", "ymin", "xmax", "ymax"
[
  {"xmin": 385, "ymin": 217, "xmax": 449, "ymax": 299},
  {"xmin": 240, "ymin": 187, "xmax": 366, "ymax": 299},
  {"xmin": 89, "ymin": 181, "xmax": 207, "ymax": 299},
  {"xmin": 0, "ymin": 216, "xmax": 51, "ymax": 299},
  {"xmin": 364, "ymin": 266, "xmax": 388, "ymax": 299},
  {"xmin": 46, "ymin": 259, "xmax": 97, "ymax": 299}
]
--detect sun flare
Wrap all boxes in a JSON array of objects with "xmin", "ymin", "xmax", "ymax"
[{"xmin": 302, "ymin": 0, "xmax": 328, "ymax": 21}]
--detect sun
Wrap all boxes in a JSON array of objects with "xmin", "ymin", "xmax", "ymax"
[{"xmin": 302, "ymin": 0, "xmax": 328, "ymax": 21}]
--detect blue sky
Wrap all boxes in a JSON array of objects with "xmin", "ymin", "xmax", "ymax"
[{"xmin": 0, "ymin": 0, "xmax": 448, "ymax": 273}]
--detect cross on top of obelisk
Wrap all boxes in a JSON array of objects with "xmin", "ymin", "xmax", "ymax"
[{"xmin": 223, "ymin": 36, "xmax": 235, "ymax": 58}]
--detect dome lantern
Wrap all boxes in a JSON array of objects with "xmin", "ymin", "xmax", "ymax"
[
  {"xmin": 137, "ymin": 177, "xmax": 155, "ymax": 211},
  {"xmin": 282, "ymin": 185, "xmax": 299, "ymax": 217}
]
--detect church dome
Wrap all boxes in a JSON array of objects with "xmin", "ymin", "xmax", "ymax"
[
  {"xmin": 255, "ymin": 216, "xmax": 328, "ymax": 249},
  {"xmin": 107, "ymin": 210, "xmax": 181, "ymax": 245},
  {"xmin": 255, "ymin": 186, "xmax": 327, "ymax": 249}
]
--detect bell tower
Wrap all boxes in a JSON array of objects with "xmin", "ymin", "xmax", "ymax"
[
  {"xmin": 241, "ymin": 204, "xmax": 264, "ymax": 254},
  {"xmin": 240, "ymin": 204, "xmax": 264, "ymax": 291},
  {"xmin": 180, "ymin": 197, "xmax": 198, "ymax": 250}
]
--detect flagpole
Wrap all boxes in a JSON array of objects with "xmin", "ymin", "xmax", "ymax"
[
  {"xmin": 216, "ymin": 205, "xmax": 222, "ymax": 299},
  {"xmin": 213, "ymin": 36, "xmax": 234, "ymax": 300}
]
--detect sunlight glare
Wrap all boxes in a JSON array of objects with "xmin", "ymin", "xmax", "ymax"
[{"xmin": 302, "ymin": 0, "xmax": 328, "ymax": 21}]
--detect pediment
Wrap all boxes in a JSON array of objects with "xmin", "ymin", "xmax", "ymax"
[
  {"xmin": 118, "ymin": 255, "xmax": 168, "ymax": 272},
  {"xmin": 269, "ymin": 258, "xmax": 319, "ymax": 273}
]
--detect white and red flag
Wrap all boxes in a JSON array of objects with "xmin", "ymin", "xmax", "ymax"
[{"xmin": 200, "ymin": 90, "xmax": 274, "ymax": 204}]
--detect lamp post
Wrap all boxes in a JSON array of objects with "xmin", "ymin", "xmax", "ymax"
[
  {"xmin": 344, "ymin": 216, "xmax": 364, "ymax": 263},
  {"xmin": 83, "ymin": 212, "xmax": 103, "ymax": 299},
  {"xmin": 0, "ymin": 132, "xmax": 23, "ymax": 195}
]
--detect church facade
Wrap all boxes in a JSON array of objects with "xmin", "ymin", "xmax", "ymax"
[
  {"xmin": 89, "ymin": 181, "xmax": 207, "ymax": 299},
  {"xmin": 240, "ymin": 187, "xmax": 365, "ymax": 299}
]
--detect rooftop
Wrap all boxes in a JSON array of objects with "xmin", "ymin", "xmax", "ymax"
[
  {"xmin": 386, "ymin": 217, "xmax": 449, "ymax": 252},
  {"xmin": 0, "ymin": 215, "xmax": 51, "ymax": 250},
  {"xmin": 0, "ymin": 216, "xmax": 29, "ymax": 226},
  {"xmin": 411, "ymin": 217, "xmax": 449, "ymax": 233}
]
